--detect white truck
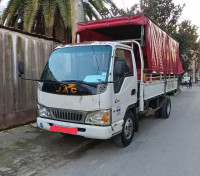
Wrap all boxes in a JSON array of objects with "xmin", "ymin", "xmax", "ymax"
[{"xmin": 18, "ymin": 14, "xmax": 183, "ymax": 147}]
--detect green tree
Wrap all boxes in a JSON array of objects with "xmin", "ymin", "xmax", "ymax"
[
  {"xmin": 173, "ymin": 20, "xmax": 199, "ymax": 72},
  {"xmin": 130, "ymin": 0, "xmax": 185, "ymax": 34},
  {"xmin": 0, "ymin": 0, "xmax": 122, "ymax": 42}
]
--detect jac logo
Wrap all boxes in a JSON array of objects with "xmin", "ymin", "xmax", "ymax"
[{"xmin": 56, "ymin": 84, "xmax": 77, "ymax": 94}]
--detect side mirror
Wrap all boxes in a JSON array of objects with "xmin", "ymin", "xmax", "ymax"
[
  {"xmin": 18, "ymin": 61, "xmax": 24, "ymax": 76},
  {"xmin": 114, "ymin": 61, "xmax": 125, "ymax": 78}
]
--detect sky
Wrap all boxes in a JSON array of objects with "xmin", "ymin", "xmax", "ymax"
[{"xmin": 0, "ymin": 0, "xmax": 200, "ymax": 33}]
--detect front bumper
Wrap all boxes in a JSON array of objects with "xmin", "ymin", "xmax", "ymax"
[{"xmin": 37, "ymin": 117, "xmax": 113, "ymax": 139}]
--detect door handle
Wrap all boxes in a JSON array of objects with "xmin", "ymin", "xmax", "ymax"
[{"xmin": 131, "ymin": 89, "xmax": 136, "ymax": 95}]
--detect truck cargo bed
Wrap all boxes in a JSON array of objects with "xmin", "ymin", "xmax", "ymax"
[{"xmin": 141, "ymin": 76, "xmax": 178, "ymax": 100}]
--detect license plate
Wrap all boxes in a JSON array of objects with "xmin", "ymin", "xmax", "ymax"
[{"xmin": 50, "ymin": 126, "xmax": 78, "ymax": 134}]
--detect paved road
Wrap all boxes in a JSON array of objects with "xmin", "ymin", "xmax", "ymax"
[
  {"xmin": 0, "ymin": 86, "xmax": 200, "ymax": 176},
  {"xmin": 48, "ymin": 86, "xmax": 200, "ymax": 176}
]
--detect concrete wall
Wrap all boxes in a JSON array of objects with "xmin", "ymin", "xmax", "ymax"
[{"xmin": 0, "ymin": 27, "xmax": 58, "ymax": 130}]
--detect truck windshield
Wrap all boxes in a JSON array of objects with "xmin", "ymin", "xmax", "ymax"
[{"xmin": 41, "ymin": 45, "xmax": 112, "ymax": 83}]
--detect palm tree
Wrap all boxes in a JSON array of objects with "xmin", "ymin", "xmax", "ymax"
[{"xmin": 0, "ymin": 0, "xmax": 124, "ymax": 43}]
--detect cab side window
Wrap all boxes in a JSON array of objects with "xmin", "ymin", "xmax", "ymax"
[
  {"xmin": 114, "ymin": 49, "xmax": 133, "ymax": 77},
  {"xmin": 114, "ymin": 49, "xmax": 134, "ymax": 93}
]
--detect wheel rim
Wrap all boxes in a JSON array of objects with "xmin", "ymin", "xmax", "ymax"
[
  {"xmin": 124, "ymin": 117, "xmax": 134, "ymax": 139},
  {"xmin": 167, "ymin": 101, "xmax": 171, "ymax": 115}
]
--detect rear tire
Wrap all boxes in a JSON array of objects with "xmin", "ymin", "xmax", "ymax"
[
  {"xmin": 114, "ymin": 111, "xmax": 135, "ymax": 147},
  {"xmin": 160, "ymin": 97, "xmax": 171, "ymax": 119}
]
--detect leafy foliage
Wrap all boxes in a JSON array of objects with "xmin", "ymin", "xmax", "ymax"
[
  {"xmin": 83, "ymin": 1, "xmax": 100, "ymax": 20},
  {"xmin": 0, "ymin": 0, "xmax": 124, "ymax": 42},
  {"xmin": 1, "ymin": 0, "xmax": 24, "ymax": 27},
  {"xmin": 83, "ymin": 0, "xmax": 126, "ymax": 20},
  {"xmin": 23, "ymin": 0, "xmax": 40, "ymax": 32},
  {"xmin": 42, "ymin": 0, "xmax": 57, "ymax": 36},
  {"xmin": 137, "ymin": 0, "xmax": 185, "ymax": 34},
  {"xmin": 58, "ymin": 0, "xmax": 71, "ymax": 28},
  {"xmin": 173, "ymin": 21, "xmax": 198, "ymax": 57},
  {"xmin": 171, "ymin": 20, "xmax": 199, "ymax": 74}
]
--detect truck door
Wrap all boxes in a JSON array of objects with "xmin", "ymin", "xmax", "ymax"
[{"xmin": 112, "ymin": 48, "xmax": 137, "ymax": 123}]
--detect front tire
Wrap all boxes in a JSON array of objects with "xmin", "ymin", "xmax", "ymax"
[{"xmin": 114, "ymin": 111, "xmax": 135, "ymax": 147}]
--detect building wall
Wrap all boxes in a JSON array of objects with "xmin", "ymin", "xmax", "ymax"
[{"xmin": 0, "ymin": 27, "xmax": 58, "ymax": 130}]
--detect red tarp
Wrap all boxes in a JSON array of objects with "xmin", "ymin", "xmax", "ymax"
[{"xmin": 76, "ymin": 14, "xmax": 184, "ymax": 74}]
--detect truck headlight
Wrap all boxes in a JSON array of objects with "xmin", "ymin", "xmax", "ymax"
[
  {"xmin": 37, "ymin": 104, "xmax": 51, "ymax": 118},
  {"xmin": 85, "ymin": 110, "xmax": 111, "ymax": 126}
]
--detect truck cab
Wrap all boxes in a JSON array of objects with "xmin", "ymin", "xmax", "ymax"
[{"xmin": 37, "ymin": 41, "xmax": 138, "ymax": 146}]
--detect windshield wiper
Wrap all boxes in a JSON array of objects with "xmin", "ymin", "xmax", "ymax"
[
  {"xmin": 61, "ymin": 80, "xmax": 98, "ymax": 88},
  {"xmin": 20, "ymin": 76, "xmax": 99, "ymax": 87},
  {"xmin": 20, "ymin": 77, "xmax": 72, "ymax": 84},
  {"xmin": 20, "ymin": 77, "xmax": 60, "ymax": 83}
]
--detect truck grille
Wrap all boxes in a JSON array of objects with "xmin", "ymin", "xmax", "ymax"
[{"xmin": 50, "ymin": 109, "xmax": 85, "ymax": 123}]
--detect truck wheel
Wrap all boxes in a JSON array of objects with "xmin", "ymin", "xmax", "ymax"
[
  {"xmin": 161, "ymin": 97, "xmax": 171, "ymax": 119},
  {"xmin": 114, "ymin": 111, "xmax": 135, "ymax": 147}
]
